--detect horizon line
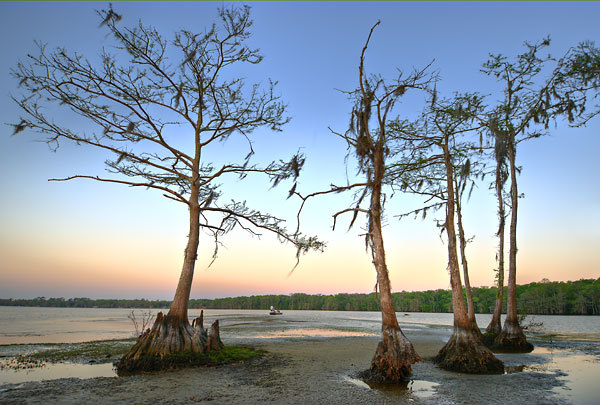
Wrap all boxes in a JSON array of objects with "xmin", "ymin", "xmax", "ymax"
[{"xmin": 2, "ymin": 277, "xmax": 597, "ymax": 302}]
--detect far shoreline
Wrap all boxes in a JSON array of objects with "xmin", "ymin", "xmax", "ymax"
[{"xmin": 1, "ymin": 277, "xmax": 598, "ymax": 316}]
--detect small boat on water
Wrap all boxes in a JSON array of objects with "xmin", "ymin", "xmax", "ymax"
[{"xmin": 269, "ymin": 310, "xmax": 283, "ymax": 315}]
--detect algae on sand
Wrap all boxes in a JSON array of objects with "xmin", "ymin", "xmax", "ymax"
[
  {"xmin": 17, "ymin": 339, "xmax": 135, "ymax": 364},
  {"xmin": 116, "ymin": 346, "xmax": 265, "ymax": 375},
  {"xmin": 13, "ymin": 340, "xmax": 264, "ymax": 374}
]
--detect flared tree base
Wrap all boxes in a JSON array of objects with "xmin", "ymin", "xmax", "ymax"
[
  {"xmin": 470, "ymin": 319, "xmax": 483, "ymax": 340},
  {"xmin": 116, "ymin": 311, "xmax": 223, "ymax": 375},
  {"xmin": 434, "ymin": 327, "xmax": 504, "ymax": 374},
  {"xmin": 361, "ymin": 326, "xmax": 422, "ymax": 384},
  {"xmin": 489, "ymin": 319, "xmax": 534, "ymax": 353},
  {"xmin": 480, "ymin": 331, "xmax": 498, "ymax": 348},
  {"xmin": 482, "ymin": 319, "xmax": 502, "ymax": 349},
  {"xmin": 485, "ymin": 319, "xmax": 502, "ymax": 336}
]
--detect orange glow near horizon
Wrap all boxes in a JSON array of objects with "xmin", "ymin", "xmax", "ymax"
[
  {"xmin": 1, "ymin": 2, "xmax": 599, "ymax": 302},
  {"xmin": 2, "ymin": 219, "xmax": 597, "ymax": 300}
]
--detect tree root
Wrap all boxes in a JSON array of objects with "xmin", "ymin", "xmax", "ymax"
[
  {"xmin": 485, "ymin": 318, "xmax": 502, "ymax": 336},
  {"xmin": 470, "ymin": 319, "xmax": 483, "ymax": 340},
  {"xmin": 207, "ymin": 319, "xmax": 224, "ymax": 351},
  {"xmin": 434, "ymin": 327, "xmax": 504, "ymax": 374},
  {"xmin": 480, "ymin": 331, "xmax": 498, "ymax": 348},
  {"xmin": 489, "ymin": 320, "xmax": 534, "ymax": 353},
  {"xmin": 361, "ymin": 326, "xmax": 422, "ymax": 384},
  {"xmin": 116, "ymin": 310, "xmax": 223, "ymax": 375}
]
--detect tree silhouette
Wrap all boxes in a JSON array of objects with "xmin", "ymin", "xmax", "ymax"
[
  {"xmin": 394, "ymin": 93, "xmax": 504, "ymax": 373},
  {"xmin": 11, "ymin": 5, "xmax": 322, "ymax": 373},
  {"xmin": 296, "ymin": 21, "xmax": 434, "ymax": 383},
  {"xmin": 479, "ymin": 37, "xmax": 571, "ymax": 352}
]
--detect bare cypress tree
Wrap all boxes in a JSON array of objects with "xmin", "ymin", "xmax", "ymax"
[
  {"xmin": 480, "ymin": 37, "xmax": 573, "ymax": 352},
  {"xmin": 395, "ymin": 94, "xmax": 504, "ymax": 373},
  {"xmin": 483, "ymin": 129, "xmax": 509, "ymax": 338},
  {"xmin": 454, "ymin": 155, "xmax": 485, "ymax": 338},
  {"xmin": 431, "ymin": 96, "xmax": 502, "ymax": 373},
  {"xmin": 295, "ymin": 21, "xmax": 433, "ymax": 383},
  {"xmin": 11, "ymin": 5, "xmax": 321, "ymax": 373},
  {"xmin": 478, "ymin": 38, "xmax": 599, "ymax": 349}
]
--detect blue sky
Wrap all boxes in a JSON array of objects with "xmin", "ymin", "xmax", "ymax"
[{"xmin": 0, "ymin": 2, "xmax": 598, "ymax": 299}]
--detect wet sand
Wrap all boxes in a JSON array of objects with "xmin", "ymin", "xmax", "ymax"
[{"xmin": 1, "ymin": 330, "xmax": 594, "ymax": 405}]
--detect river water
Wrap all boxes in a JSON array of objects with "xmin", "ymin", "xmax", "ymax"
[
  {"xmin": 0, "ymin": 307, "xmax": 599, "ymax": 403},
  {"xmin": 1, "ymin": 306, "xmax": 598, "ymax": 345}
]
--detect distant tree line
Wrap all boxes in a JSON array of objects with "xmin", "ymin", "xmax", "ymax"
[{"xmin": 1, "ymin": 278, "xmax": 597, "ymax": 315}]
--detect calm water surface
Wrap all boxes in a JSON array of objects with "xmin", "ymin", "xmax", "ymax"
[
  {"xmin": 1, "ymin": 307, "xmax": 599, "ymax": 344},
  {"xmin": 0, "ymin": 306, "xmax": 599, "ymax": 403}
]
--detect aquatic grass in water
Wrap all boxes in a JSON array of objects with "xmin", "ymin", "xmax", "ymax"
[
  {"xmin": 21, "ymin": 339, "xmax": 264, "ymax": 370},
  {"xmin": 22, "ymin": 338, "xmax": 135, "ymax": 363},
  {"xmin": 1, "ymin": 341, "xmax": 265, "ymax": 384},
  {"xmin": 0, "ymin": 338, "xmax": 135, "ymax": 384}
]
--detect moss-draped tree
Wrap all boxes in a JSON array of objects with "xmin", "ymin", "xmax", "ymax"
[
  {"xmin": 394, "ymin": 93, "xmax": 504, "ymax": 373},
  {"xmin": 479, "ymin": 38, "xmax": 573, "ymax": 352},
  {"xmin": 484, "ymin": 129, "xmax": 509, "ymax": 337},
  {"xmin": 481, "ymin": 38, "xmax": 599, "ymax": 346},
  {"xmin": 11, "ymin": 5, "xmax": 321, "ymax": 373},
  {"xmin": 428, "ymin": 95, "xmax": 503, "ymax": 373},
  {"xmin": 296, "ymin": 21, "xmax": 433, "ymax": 383},
  {"xmin": 554, "ymin": 40, "xmax": 600, "ymax": 126}
]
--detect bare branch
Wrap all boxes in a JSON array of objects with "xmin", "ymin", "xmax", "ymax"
[
  {"xmin": 48, "ymin": 175, "xmax": 189, "ymax": 204},
  {"xmin": 332, "ymin": 207, "xmax": 371, "ymax": 231}
]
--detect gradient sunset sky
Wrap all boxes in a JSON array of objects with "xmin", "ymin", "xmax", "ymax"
[{"xmin": 0, "ymin": 2, "xmax": 598, "ymax": 300}]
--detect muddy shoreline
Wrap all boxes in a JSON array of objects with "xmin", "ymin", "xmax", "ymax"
[{"xmin": 2, "ymin": 330, "xmax": 594, "ymax": 405}]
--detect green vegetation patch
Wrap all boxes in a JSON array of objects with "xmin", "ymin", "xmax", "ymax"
[
  {"xmin": 116, "ymin": 346, "xmax": 265, "ymax": 375},
  {"xmin": 24, "ymin": 338, "xmax": 135, "ymax": 363},
  {"xmin": 480, "ymin": 332, "xmax": 497, "ymax": 348},
  {"xmin": 165, "ymin": 346, "xmax": 264, "ymax": 365}
]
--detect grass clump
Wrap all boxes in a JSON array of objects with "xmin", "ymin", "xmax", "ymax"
[
  {"xmin": 165, "ymin": 346, "xmax": 264, "ymax": 365},
  {"xmin": 206, "ymin": 346, "xmax": 264, "ymax": 363},
  {"xmin": 116, "ymin": 346, "xmax": 265, "ymax": 375},
  {"xmin": 24, "ymin": 338, "xmax": 135, "ymax": 363}
]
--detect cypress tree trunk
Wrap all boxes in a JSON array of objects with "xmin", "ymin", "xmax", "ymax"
[
  {"xmin": 455, "ymin": 188, "xmax": 481, "ymax": 338},
  {"xmin": 484, "ymin": 159, "xmax": 506, "ymax": 342},
  {"xmin": 493, "ymin": 142, "xmax": 533, "ymax": 353},
  {"xmin": 117, "ymin": 173, "xmax": 223, "ymax": 374},
  {"xmin": 363, "ymin": 142, "xmax": 421, "ymax": 384},
  {"xmin": 434, "ymin": 139, "xmax": 503, "ymax": 374}
]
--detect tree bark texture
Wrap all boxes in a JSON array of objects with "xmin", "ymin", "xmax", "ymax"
[
  {"xmin": 364, "ymin": 143, "xmax": 422, "ymax": 384},
  {"xmin": 116, "ymin": 312, "xmax": 223, "ymax": 374},
  {"xmin": 434, "ymin": 139, "xmax": 504, "ymax": 373},
  {"xmin": 455, "ymin": 189, "xmax": 481, "ymax": 337},
  {"xmin": 493, "ymin": 142, "xmax": 533, "ymax": 353},
  {"xmin": 169, "ymin": 188, "xmax": 201, "ymax": 321},
  {"xmin": 434, "ymin": 325, "xmax": 504, "ymax": 374},
  {"xmin": 118, "ymin": 168, "xmax": 226, "ymax": 372},
  {"xmin": 485, "ymin": 160, "xmax": 506, "ymax": 336}
]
